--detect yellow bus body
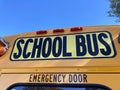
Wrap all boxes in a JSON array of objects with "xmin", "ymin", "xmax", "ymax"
[{"xmin": 0, "ymin": 25, "xmax": 120, "ymax": 90}]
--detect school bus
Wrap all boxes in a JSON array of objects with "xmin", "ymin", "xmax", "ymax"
[{"xmin": 0, "ymin": 25, "xmax": 120, "ymax": 90}]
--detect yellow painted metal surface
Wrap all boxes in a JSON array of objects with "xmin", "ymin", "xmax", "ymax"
[{"xmin": 0, "ymin": 25, "xmax": 120, "ymax": 90}]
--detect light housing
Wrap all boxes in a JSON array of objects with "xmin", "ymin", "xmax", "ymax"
[{"xmin": 0, "ymin": 37, "xmax": 8, "ymax": 56}]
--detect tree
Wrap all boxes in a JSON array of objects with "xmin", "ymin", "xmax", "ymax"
[{"xmin": 108, "ymin": 0, "xmax": 120, "ymax": 21}]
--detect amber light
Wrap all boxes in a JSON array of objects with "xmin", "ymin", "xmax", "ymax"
[
  {"xmin": 0, "ymin": 41, "xmax": 5, "ymax": 56},
  {"xmin": 0, "ymin": 46, "xmax": 5, "ymax": 56}
]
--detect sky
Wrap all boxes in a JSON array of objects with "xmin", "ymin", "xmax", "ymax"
[{"xmin": 0, "ymin": 0, "xmax": 119, "ymax": 37}]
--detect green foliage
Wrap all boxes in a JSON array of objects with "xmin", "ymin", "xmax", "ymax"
[{"xmin": 108, "ymin": 0, "xmax": 120, "ymax": 21}]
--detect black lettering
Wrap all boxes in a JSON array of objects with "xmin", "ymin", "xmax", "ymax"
[
  {"xmin": 53, "ymin": 74, "xmax": 57, "ymax": 82},
  {"xmin": 98, "ymin": 33, "xmax": 111, "ymax": 55},
  {"xmin": 58, "ymin": 74, "xmax": 61, "ymax": 82},
  {"xmin": 41, "ymin": 74, "xmax": 45, "ymax": 82},
  {"xmin": 13, "ymin": 39, "xmax": 24, "ymax": 59},
  {"xmin": 23, "ymin": 39, "xmax": 33, "ymax": 58},
  {"xmin": 78, "ymin": 74, "xmax": 82, "ymax": 82},
  {"xmin": 42, "ymin": 38, "xmax": 52, "ymax": 57},
  {"xmin": 45, "ymin": 74, "xmax": 49, "ymax": 82},
  {"xmin": 62, "ymin": 74, "xmax": 66, "ymax": 82},
  {"xmin": 76, "ymin": 35, "xmax": 86, "ymax": 56},
  {"xmin": 63, "ymin": 36, "xmax": 72, "ymax": 56},
  {"xmin": 38, "ymin": 74, "xmax": 41, "ymax": 82},
  {"xmin": 33, "ymin": 74, "xmax": 38, "ymax": 82},
  {"xmin": 49, "ymin": 74, "xmax": 52, "ymax": 82},
  {"xmin": 86, "ymin": 34, "xmax": 99, "ymax": 56},
  {"xmin": 83, "ymin": 74, "xmax": 87, "ymax": 82},
  {"xmin": 29, "ymin": 74, "xmax": 33, "ymax": 82},
  {"xmin": 74, "ymin": 74, "xmax": 77, "ymax": 82},
  {"xmin": 31, "ymin": 38, "xmax": 43, "ymax": 58},
  {"xmin": 69, "ymin": 74, "xmax": 72, "ymax": 82},
  {"xmin": 52, "ymin": 37, "xmax": 62, "ymax": 57}
]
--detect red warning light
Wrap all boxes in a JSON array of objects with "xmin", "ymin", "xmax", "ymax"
[
  {"xmin": 36, "ymin": 30, "xmax": 47, "ymax": 35},
  {"xmin": 53, "ymin": 29, "xmax": 64, "ymax": 33},
  {"xmin": 70, "ymin": 27, "xmax": 83, "ymax": 32}
]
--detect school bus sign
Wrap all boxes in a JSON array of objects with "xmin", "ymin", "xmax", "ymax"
[{"xmin": 10, "ymin": 31, "xmax": 116, "ymax": 61}]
